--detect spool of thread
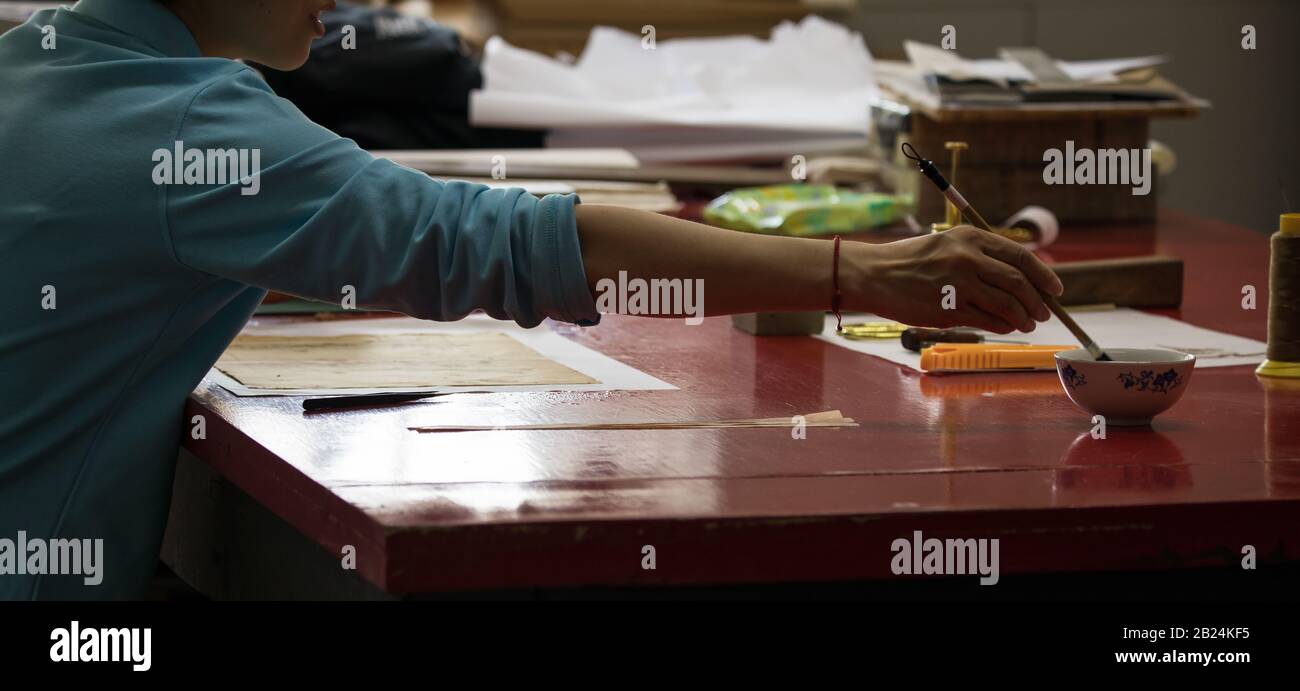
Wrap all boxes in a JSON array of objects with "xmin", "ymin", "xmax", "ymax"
[{"xmin": 1257, "ymin": 213, "xmax": 1300, "ymax": 378}]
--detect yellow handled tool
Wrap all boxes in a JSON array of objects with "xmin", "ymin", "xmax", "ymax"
[{"xmin": 920, "ymin": 343, "xmax": 1074, "ymax": 373}]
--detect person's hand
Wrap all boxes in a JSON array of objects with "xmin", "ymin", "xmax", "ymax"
[{"xmin": 844, "ymin": 226, "xmax": 1064, "ymax": 334}]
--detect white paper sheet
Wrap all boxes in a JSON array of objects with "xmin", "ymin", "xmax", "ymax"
[
  {"xmin": 470, "ymin": 16, "xmax": 877, "ymax": 136},
  {"xmin": 903, "ymin": 41, "xmax": 1166, "ymax": 85},
  {"xmin": 1060, "ymin": 56, "xmax": 1170, "ymax": 82},
  {"xmin": 208, "ymin": 314, "xmax": 675, "ymax": 396},
  {"xmin": 815, "ymin": 309, "xmax": 1267, "ymax": 372},
  {"xmin": 904, "ymin": 41, "xmax": 1030, "ymax": 86},
  {"xmin": 374, "ymin": 148, "xmax": 641, "ymax": 172}
]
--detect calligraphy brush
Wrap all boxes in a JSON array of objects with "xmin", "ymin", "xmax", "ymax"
[{"xmin": 902, "ymin": 142, "xmax": 1112, "ymax": 361}]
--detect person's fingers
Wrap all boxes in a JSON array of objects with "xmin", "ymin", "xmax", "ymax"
[
  {"xmin": 964, "ymin": 303, "xmax": 1017, "ymax": 334},
  {"xmin": 976, "ymin": 233, "xmax": 1064, "ymax": 296},
  {"xmin": 977, "ymin": 257, "xmax": 1050, "ymax": 324},
  {"xmin": 971, "ymin": 283, "xmax": 1033, "ymax": 333}
]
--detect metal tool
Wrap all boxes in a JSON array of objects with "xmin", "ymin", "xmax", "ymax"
[
  {"xmin": 838, "ymin": 321, "xmax": 909, "ymax": 340},
  {"xmin": 900, "ymin": 327, "xmax": 1027, "ymax": 352},
  {"xmin": 901, "ymin": 142, "xmax": 1114, "ymax": 361}
]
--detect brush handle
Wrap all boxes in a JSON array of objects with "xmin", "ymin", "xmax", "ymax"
[
  {"xmin": 903, "ymin": 142, "xmax": 1109, "ymax": 359},
  {"xmin": 1041, "ymin": 292, "xmax": 1106, "ymax": 360}
]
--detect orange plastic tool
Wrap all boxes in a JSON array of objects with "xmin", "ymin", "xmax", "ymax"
[{"xmin": 919, "ymin": 343, "xmax": 1074, "ymax": 374}]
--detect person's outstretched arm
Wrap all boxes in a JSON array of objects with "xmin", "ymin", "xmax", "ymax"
[
  {"xmin": 168, "ymin": 66, "xmax": 1060, "ymax": 335},
  {"xmin": 576, "ymin": 205, "xmax": 1063, "ymax": 334},
  {"xmin": 156, "ymin": 1, "xmax": 1061, "ymax": 335}
]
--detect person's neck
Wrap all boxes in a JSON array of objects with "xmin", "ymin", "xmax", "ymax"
[{"xmin": 162, "ymin": 0, "xmax": 237, "ymax": 60}]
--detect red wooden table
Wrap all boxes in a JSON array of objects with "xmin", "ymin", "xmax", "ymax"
[{"xmin": 166, "ymin": 209, "xmax": 1300, "ymax": 598}]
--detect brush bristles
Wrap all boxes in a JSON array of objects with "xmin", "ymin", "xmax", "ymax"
[{"xmin": 1085, "ymin": 343, "xmax": 1113, "ymax": 361}]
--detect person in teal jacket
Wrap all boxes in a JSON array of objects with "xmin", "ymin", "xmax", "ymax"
[{"xmin": 0, "ymin": 0, "xmax": 1062, "ymax": 599}]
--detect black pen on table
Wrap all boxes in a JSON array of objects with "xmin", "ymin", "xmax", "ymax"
[{"xmin": 302, "ymin": 391, "xmax": 448, "ymax": 412}]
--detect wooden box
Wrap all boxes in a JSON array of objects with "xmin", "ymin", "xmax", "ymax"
[
  {"xmin": 876, "ymin": 95, "xmax": 1202, "ymax": 225},
  {"xmin": 910, "ymin": 114, "xmax": 1158, "ymax": 223}
]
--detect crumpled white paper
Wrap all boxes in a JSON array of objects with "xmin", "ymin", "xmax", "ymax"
[{"xmin": 471, "ymin": 16, "xmax": 878, "ymax": 135}]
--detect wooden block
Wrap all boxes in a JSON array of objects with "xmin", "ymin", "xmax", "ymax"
[
  {"xmin": 1052, "ymin": 255, "xmax": 1183, "ymax": 308},
  {"xmin": 732, "ymin": 312, "xmax": 825, "ymax": 336}
]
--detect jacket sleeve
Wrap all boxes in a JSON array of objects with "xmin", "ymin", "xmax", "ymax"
[{"xmin": 161, "ymin": 66, "xmax": 599, "ymax": 328}]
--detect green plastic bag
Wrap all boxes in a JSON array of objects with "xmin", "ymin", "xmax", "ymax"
[{"xmin": 704, "ymin": 185, "xmax": 911, "ymax": 237}]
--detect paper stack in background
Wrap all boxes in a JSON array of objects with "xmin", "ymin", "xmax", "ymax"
[
  {"xmin": 469, "ymin": 179, "xmax": 680, "ymax": 213},
  {"xmin": 376, "ymin": 149, "xmax": 681, "ymax": 213},
  {"xmin": 875, "ymin": 41, "xmax": 1199, "ymax": 109},
  {"xmin": 476, "ymin": 0, "xmax": 843, "ymax": 58},
  {"xmin": 470, "ymin": 16, "xmax": 877, "ymax": 163}
]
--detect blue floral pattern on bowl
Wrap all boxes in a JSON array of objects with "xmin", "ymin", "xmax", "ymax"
[
  {"xmin": 1061, "ymin": 364, "xmax": 1087, "ymax": 389},
  {"xmin": 1116, "ymin": 368, "xmax": 1184, "ymax": 394}
]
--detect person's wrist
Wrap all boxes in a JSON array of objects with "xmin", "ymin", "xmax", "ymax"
[{"xmin": 838, "ymin": 240, "xmax": 879, "ymax": 314}]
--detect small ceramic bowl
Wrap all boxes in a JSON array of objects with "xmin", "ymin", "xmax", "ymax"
[{"xmin": 1054, "ymin": 348, "xmax": 1196, "ymax": 426}]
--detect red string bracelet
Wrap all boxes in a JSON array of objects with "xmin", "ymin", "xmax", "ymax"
[{"xmin": 831, "ymin": 235, "xmax": 844, "ymax": 332}]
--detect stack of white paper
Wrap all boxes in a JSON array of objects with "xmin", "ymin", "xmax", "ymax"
[
  {"xmin": 903, "ymin": 41, "xmax": 1168, "ymax": 87},
  {"xmin": 470, "ymin": 16, "xmax": 877, "ymax": 163},
  {"xmin": 877, "ymin": 43, "xmax": 1173, "ymax": 110}
]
